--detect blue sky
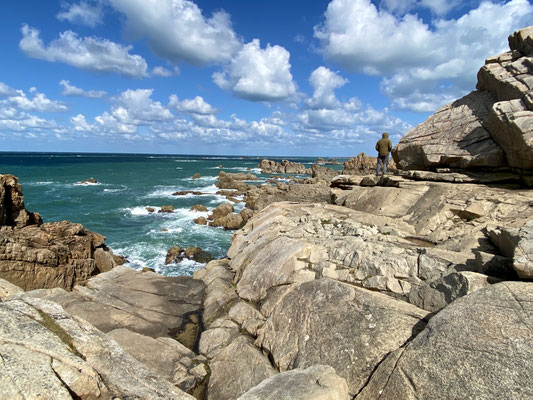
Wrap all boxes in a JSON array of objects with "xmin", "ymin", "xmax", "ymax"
[{"xmin": 1, "ymin": 0, "xmax": 532, "ymax": 157}]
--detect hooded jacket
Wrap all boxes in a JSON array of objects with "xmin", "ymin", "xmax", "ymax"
[{"xmin": 376, "ymin": 132, "xmax": 392, "ymax": 157}]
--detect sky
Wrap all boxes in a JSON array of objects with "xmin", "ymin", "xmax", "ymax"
[{"xmin": 0, "ymin": 0, "xmax": 532, "ymax": 157}]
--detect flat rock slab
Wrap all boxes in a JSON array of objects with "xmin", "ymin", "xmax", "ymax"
[
  {"xmin": 256, "ymin": 278, "xmax": 429, "ymax": 395},
  {"xmin": 357, "ymin": 281, "xmax": 533, "ymax": 399},
  {"xmin": 28, "ymin": 265, "xmax": 205, "ymax": 340},
  {"xmin": 238, "ymin": 365, "xmax": 350, "ymax": 400}
]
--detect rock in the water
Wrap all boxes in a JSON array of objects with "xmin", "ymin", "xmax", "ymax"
[
  {"xmin": 190, "ymin": 204, "xmax": 208, "ymax": 212},
  {"xmin": 158, "ymin": 205, "xmax": 175, "ymax": 213},
  {"xmin": 358, "ymin": 281, "xmax": 533, "ymax": 400},
  {"xmin": 209, "ymin": 212, "xmax": 244, "ymax": 230},
  {"xmin": 165, "ymin": 245, "xmax": 184, "ymax": 264},
  {"xmin": 194, "ymin": 216, "xmax": 208, "ymax": 225},
  {"xmin": 209, "ymin": 202, "xmax": 234, "ymax": 220},
  {"xmin": 259, "ymin": 159, "xmax": 311, "ymax": 174},
  {"xmin": 238, "ymin": 365, "xmax": 350, "ymax": 400}
]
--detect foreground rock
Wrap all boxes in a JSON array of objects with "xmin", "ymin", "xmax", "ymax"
[
  {"xmin": 393, "ymin": 26, "xmax": 533, "ymax": 180},
  {"xmin": 0, "ymin": 293, "xmax": 194, "ymax": 399},
  {"xmin": 238, "ymin": 365, "xmax": 350, "ymax": 400},
  {"xmin": 0, "ymin": 174, "xmax": 123, "ymax": 291},
  {"xmin": 29, "ymin": 266, "xmax": 205, "ymax": 345},
  {"xmin": 358, "ymin": 281, "xmax": 533, "ymax": 399}
]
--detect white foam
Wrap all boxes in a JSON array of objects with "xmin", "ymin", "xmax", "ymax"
[
  {"xmin": 124, "ymin": 206, "xmax": 161, "ymax": 216},
  {"xmin": 175, "ymin": 159, "xmax": 198, "ymax": 162},
  {"xmin": 184, "ymin": 176, "xmax": 218, "ymax": 183},
  {"xmin": 73, "ymin": 181, "xmax": 100, "ymax": 186}
]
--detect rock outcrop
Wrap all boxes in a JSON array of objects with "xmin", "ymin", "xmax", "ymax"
[
  {"xmin": 0, "ymin": 291, "xmax": 195, "ymax": 399},
  {"xmin": 393, "ymin": 26, "xmax": 533, "ymax": 180},
  {"xmin": 259, "ymin": 159, "xmax": 311, "ymax": 175},
  {"xmin": 343, "ymin": 152, "xmax": 397, "ymax": 175},
  {"xmin": 0, "ymin": 174, "xmax": 123, "ymax": 291}
]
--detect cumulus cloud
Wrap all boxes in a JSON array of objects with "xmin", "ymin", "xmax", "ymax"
[
  {"xmin": 380, "ymin": 0, "xmax": 461, "ymax": 15},
  {"xmin": 0, "ymin": 82, "xmax": 16, "ymax": 97},
  {"xmin": 169, "ymin": 95, "xmax": 218, "ymax": 115},
  {"xmin": 108, "ymin": 0, "xmax": 241, "ymax": 66},
  {"xmin": 19, "ymin": 24, "xmax": 149, "ymax": 78},
  {"xmin": 306, "ymin": 67, "xmax": 348, "ymax": 109},
  {"xmin": 151, "ymin": 66, "xmax": 173, "ymax": 77},
  {"xmin": 59, "ymin": 80, "xmax": 107, "ymax": 98},
  {"xmin": 315, "ymin": 0, "xmax": 533, "ymax": 112},
  {"xmin": 7, "ymin": 89, "xmax": 67, "ymax": 112},
  {"xmin": 212, "ymin": 39, "xmax": 298, "ymax": 102},
  {"xmin": 57, "ymin": 1, "xmax": 103, "ymax": 27}
]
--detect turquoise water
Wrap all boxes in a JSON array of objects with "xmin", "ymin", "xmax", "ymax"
[{"xmin": 0, "ymin": 152, "xmax": 339, "ymax": 276}]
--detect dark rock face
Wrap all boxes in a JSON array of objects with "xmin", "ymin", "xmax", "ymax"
[
  {"xmin": 393, "ymin": 27, "xmax": 533, "ymax": 176},
  {"xmin": 0, "ymin": 174, "xmax": 123, "ymax": 291}
]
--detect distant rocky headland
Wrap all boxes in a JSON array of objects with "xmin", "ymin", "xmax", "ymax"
[{"xmin": 1, "ymin": 26, "xmax": 533, "ymax": 399}]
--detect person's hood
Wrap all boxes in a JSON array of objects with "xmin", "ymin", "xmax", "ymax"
[{"xmin": 382, "ymin": 132, "xmax": 389, "ymax": 138}]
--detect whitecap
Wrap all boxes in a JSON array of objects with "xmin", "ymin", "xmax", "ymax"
[
  {"xmin": 124, "ymin": 206, "xmax": 161, "ymax": 216},
  {"xmin": 184, "ymin": 176, "xmax": 218, "ymax": 183}
]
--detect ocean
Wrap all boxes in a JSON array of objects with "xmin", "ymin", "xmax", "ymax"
[{"xmin": 0, "ymin": 152, "xmax": 340, "ymax": 276}]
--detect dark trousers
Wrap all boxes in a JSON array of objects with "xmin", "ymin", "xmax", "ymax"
[{"xmin": 376, "ymin": 155, "xmax": 389, "ymax": 175}]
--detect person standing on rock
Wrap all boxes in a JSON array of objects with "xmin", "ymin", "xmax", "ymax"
[{"xmin": 375, "ymin": 132, "xmax": 393, "ymax": 176}]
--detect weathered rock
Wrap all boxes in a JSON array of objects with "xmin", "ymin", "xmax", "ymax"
[
  {"xmin": 256, "ymin": 279, "xmax": 428, "ymax": 395},
  {"xmin": 208, "ymin": 335, "xmax": 278, "ymax": 400},
  {"xmin": 108, "ymin": 328, "xmax": 207, "ymax": 393},
  {"xmin": 184, "ymin": 246, "xmax": 215, "ymax": 264},
  {"xmin": 239, "ymin": 207, "xmax": 254, "ymax": 224},
  {"xmin": 358, "ymin": 282, "xmax": 533, "ymax": 400},
  {"xmin": 393, "ymin": 26, "xmax": 533, "ymax": 174},
  {"xmin": 238, "ymin": 365, "xmax": 350, "ymax": 400},
  {"xmin": 173, "ymin": 190, "xmax": 203, "ymax": 196},
  {"xmin": 146, "ymin": 206, "xmax": 155, "ymax": 213},
  {"xmin": 0, "ymin": 220, "xmax": 122, "ymax": 291},
  {"xmin": 0, "ymin": 278, "xmax": 22, "ymax": 301},
  {"xmin": 217, "ymin": 171, "xmax": 255, "ymax": 191},
  {"xmin": 343, "ymin": 152, "xmax": 397, "ymax": 175},
  {"xmin": 192, "ymin": 173, "xmax": 201, "ymax": 179},
  {"xmin": 190, "ymin": 204, "xmax": 208, "ymax": 212},
  {"xmin": 209, "ymin": 202, "xmax": 234, "ymax": 220},
  {"xmin": 28, "ymin": 265, "xmax": 205, "ymax": 342},
  {"xmin": 166, "ymin": 245, "xmax": 184, "ymax": 264},
  {"xmin": 0, "ymin": 295, "xmax": 194, "ymax": 399},
  {"xmin": 194, "ymin": 216, "xmax": 208, "ymax": 225},
  {"xmin": 259, "ymin": 159, "xmax": 311, "ymax": 174},
  {"xmin": 245, "ymin": 181, "xmax": 330, "ymax": 211},
  {"xmin": 312, "ymin": 164, "xmax": 338, "ymax": 181},
  {"xmin": 158, "ymin": 205, "xmax": 175, "ymax": 213},
  {"xmin": 209, "ymin": 212, "xmax": 244, "ymax": 230},
  {"xmin": 487, "ymin": 221, "xmax": 533, "ymax": 278}
]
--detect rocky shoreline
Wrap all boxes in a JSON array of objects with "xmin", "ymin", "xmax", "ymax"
[{"xmin": 1, "ymin": 26, "xmax": 533, "ymax": 399}]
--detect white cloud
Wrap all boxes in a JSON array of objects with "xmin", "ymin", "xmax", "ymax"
[
  {"xmin": 306, "ymin": 66, "xmax": 348, "ymax": 109},
  {"xmin": 169, "ymin": 95, "xmax": 218, "ymax": 115},
  {"xmin": 19, "ymin": 24, "xmax": 149, "ymax": 78},
  {"xmin": 57, "ymin": 1, "xmax": 103, "ymax": 27},
  {"xmin": 213, "ymin": 39, "xmax": 298, "ymax": 102},
  {"xmin": 59, "ymin": 80, "xmax": 107, "ymax": 98},
  {"xmin": 315, "ymin": 0, "xmax": 533, "ymax": 112},
  {"xmin": 108, "ymin": 0, "xmax": 241, "ymax": 66},
  {"xmin": 6, "ymin": 89, "xmax": 67, "ymax": 112},
  {"xmin": 152, "ymin": 66, "xmax": 173, "ymax": 77},
  {"xmin": 0, "ymin": 82, "xmax": 16, "ymax": 97}
]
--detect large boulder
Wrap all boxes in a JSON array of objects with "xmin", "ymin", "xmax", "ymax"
[
  {"xmin": 357, "ymin": 281, "xmax": 533, "ymax": 399},
  {"xmin": 256, "ymin": 279, "xmax": 428, "ymax": 395},
  {"xmin": 393, "ymin": 26, "xmax": 533, "ymax": 175},
  {"xmin": 0, "ymin": 295, "xmax": 194, "ymax": 399}
]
